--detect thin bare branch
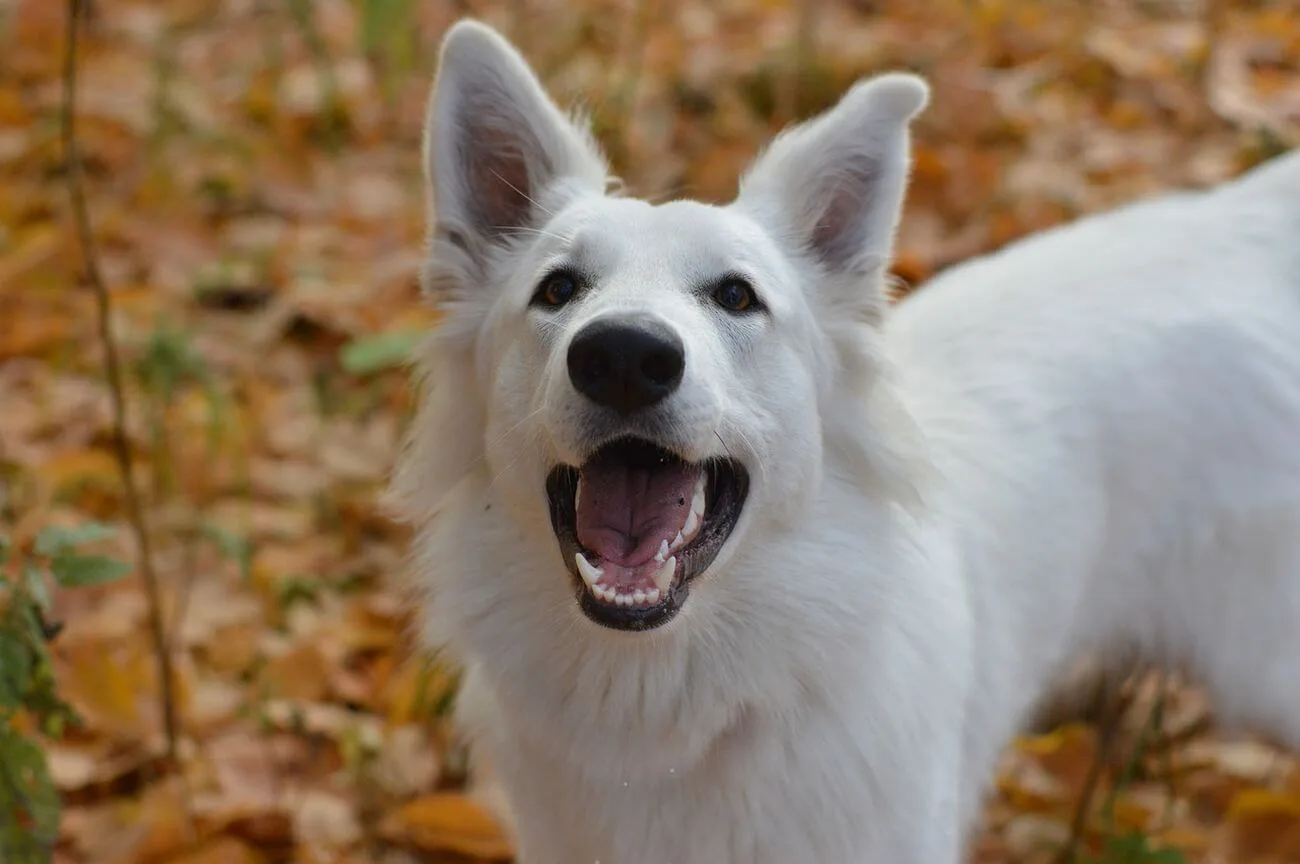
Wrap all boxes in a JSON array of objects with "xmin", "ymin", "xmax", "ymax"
[
  {"xmin": 61, "ymin": 0, "xmax": 180, "ymax": 766},
  {"xmin": 1055, "ymin": 682, "xmax": 1136, "ymax": 864}
]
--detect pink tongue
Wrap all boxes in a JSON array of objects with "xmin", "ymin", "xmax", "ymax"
[{"xmin": 576, "ymin": 452, "xmax": 698, "ymax": 568}]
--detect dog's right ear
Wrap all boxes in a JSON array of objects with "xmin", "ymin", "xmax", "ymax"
[{"xmin": 423, "ymin": 21, "xmax": 608, "ymax": 298}]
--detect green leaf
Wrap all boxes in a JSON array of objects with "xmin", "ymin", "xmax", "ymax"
[
  {"xmin": 1078, "ymin": 832, "xmax": 1187, "ymax": 864},
  {"xmin": 339, "ymin": 330, "xmax": 420, "ymax": 375},
  {"xmin": 34, "ymin": 522, "xmax": 116, "ymax": 557},
  {"xmin": 201, "ymin": 523, "xmax": 252, "ymax": 572},
  {"xmin": 23, "ymin": 564, "xmax": 52, "ymax": 613},
  {"xmin": 0, "ymin": 533, "xmax": 11, "ymax": 566},
  {"xmin": 0, "ymin": 627, "xmax": 32, "ymax": 711},
  {"xmin": 0, "ymin": 723, "xmax": 62, "ymax": 858},
  {"xmin": 49, "ymin": 554, "xmax": 131, "ymax": 587}
]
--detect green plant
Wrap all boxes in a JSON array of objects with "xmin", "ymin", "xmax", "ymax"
[
  {"xmin": 0, "ymin": 524, "xmax": 131, "ymax": 863},
  {"xmin": 339, "ymin": 330, "xmax": 421, "ymax": 376},
  {"xmin": 1068, "ymin": 680, "xmax": 1187, "ymax": 864}
]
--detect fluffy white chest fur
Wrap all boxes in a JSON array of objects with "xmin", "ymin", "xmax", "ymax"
[{"xmin": 393, "ymin": 20, "xmax": 1300, "ymax": 864}]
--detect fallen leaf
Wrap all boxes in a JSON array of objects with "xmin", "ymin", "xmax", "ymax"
[{"xmin": 379, "ymin": 793, "xmax": 514, "ymax": 860}]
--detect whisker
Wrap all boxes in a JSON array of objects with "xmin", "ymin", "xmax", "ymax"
[
  {"xmin": 713, "ymin": 430, "xmax": 735, "ymax": 460},
  {"xmin": 489, "ymin": 167, "xmax": 556, "ymax": 218},
  {"xmin": 491, "ymin": 224, "xmax": 568, "ymax": 244}
]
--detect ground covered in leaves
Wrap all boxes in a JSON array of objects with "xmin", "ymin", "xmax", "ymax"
[{"xmin": 2, "ymin": 0, "xmax": 1300, "ymax": 861}]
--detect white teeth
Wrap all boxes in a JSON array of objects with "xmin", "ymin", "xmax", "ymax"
[
  {"xmin": 655, "ymin": 538, "xmax": 670, "ymax": 563},
  {"xmin": 583, "ymin": 558, "xmax": 672, "ymax": 607},
  {"xmin": 575, "ymin": 552, "xmax": 604, "ymax": 588},
  {"xmin": 689, "ymin": 473, "xmax": 706, "ymax": 517},
  {"xmin": 669, "ymin": 475, "xmax": 707, "ymax": 553},
  {"xmin": 683, "ymin": 508, "xmax": 701, "ymax": 540},
  {"xmin": 652, "ymin": 556, "xmax": 676, "ymax": 594}
]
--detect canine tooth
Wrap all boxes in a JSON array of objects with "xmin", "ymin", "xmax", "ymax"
[
  {"xmin": 655, "ymin": 538, "xmax": 670, "ymax": 563},
  {"xmin": 646, "ymin": 588, "xmax": 660, "ymax": 604},
  {"xmin": 575, "ymin": 553, "xmax": 604, "ymax": 588},
  {"xmin": 668, "ymin": 531, "xmax": 684, "ymax": 553},
  {"xmin": 652, "ymin": 556, "xmax": 676, "ymax": 594},
  {"xmin": 682, "ymin": 508, "xmax": 701, "ymax": 541},
  {"xmin": 690, "ymin": 474, "xmax": 706, "ymax": 515},
  {"xmin": 633, "ymin": 590, "xmax": 646, "ymax": 605}
]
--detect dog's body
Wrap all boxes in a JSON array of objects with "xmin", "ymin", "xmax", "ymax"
[{"xmin": 393, "ymin": 21, "xmax": 1300, "ymax": 863}]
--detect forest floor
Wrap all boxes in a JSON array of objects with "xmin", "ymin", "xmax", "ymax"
[{"xmin": 2, "ymin": 0, "xmax": 1300, "ymax": 861}]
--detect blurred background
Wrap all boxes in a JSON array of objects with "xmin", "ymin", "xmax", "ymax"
[{"xmin": 1, "ymin": 0, "xmax": 1299, "ymax": 862}]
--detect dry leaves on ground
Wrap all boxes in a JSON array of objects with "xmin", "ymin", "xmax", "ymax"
[{"xmin": 1, "ymin": 0, "xmax": 1299, "ymax": 861}]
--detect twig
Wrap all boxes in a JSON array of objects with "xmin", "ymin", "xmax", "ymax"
[
  {"xmin": 61, "ymin": 0, "xmax": 181, "ymax": 766},
  {"xmin": 1055, "ymin": 681, "xmax": 1136, "ymax": 864}
]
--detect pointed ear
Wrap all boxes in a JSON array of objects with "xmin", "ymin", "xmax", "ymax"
[
  {"xmin": 423, "ymin": 21, "xmax": 608, "ymax": 297},
  {"xmin": 734, "ymin": 73, "xmax": 929, "ymax": 321}
]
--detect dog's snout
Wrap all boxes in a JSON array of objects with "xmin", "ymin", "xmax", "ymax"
[{"xmin": 567, "ymin": 317, "xmax": 685, "ymax": 414}]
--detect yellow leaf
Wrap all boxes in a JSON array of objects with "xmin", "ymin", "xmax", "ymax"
[
  {"xmin": 57, "ymin": 636, "xmax": 192, "ymax": 743},
  {"xmin": 379, "ymin": 793, "xmax": 513, "ymax": 860},
  {"xmin": 0, "ymin": 223, "xmax": 66, "ymax": 295},
  {"xmin": 1157, "ymin": 824, "xmax": 1212, "ymax": 853},
  {"xmin": 34, "ymin": 448, "xmax": 121, "ymax": 501},
  {"xmin": 1228, "ymin": 788, "xmax": 1300, "ymax": 820},
  {"xmin": 385, "ymin": 655, "xmax": 457, "ymax": 727},
  {"xmin": 1225, "ymin": 788, "xmax": 1300, "ymax": 858}
]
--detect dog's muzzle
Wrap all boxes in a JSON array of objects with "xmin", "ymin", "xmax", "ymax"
[{"xmin": 546, "ymin": 315, "xmax": 748, "ymax": 630}]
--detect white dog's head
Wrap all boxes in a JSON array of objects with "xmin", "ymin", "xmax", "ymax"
[{"xmin": 394, "ymin": 21, "xmax": 927, "ymax": 637}]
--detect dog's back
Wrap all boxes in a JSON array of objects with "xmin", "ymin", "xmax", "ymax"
[{"xmin": 888, "ymin": 151, "xmax": 1300, "ymax": 813}]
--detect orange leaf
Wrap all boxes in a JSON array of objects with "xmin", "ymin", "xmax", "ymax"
[
  {"xmin": 260, "ymin": 641, "xmax": 332, "ymax": 703},
  {"xmin": 1225, "ymin": 788, "xmax": 1300, "ymax": 858},
  {"xmin": 379, "ymin": 793, "xmax": 513, "ymax": 860},
  {"xmin": 161, "ymin": 837, "xmax": 263, "ymax": 864}
]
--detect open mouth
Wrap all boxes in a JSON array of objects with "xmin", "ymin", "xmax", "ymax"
[{"xmin": 545, "ymin": 438, "xmax": 749, "ymax": 631}]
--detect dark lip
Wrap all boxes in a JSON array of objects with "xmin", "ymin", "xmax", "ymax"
[{"xmin": 545, "ymin": 438, "xmax": 749, "ymax": 632}]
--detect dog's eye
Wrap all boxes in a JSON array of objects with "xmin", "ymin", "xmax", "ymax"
[
  {"xmin": 533, "ymin": 271, "xmax": 579, "ymax": 308},
  {"xmin": 712, "ymin": 277, "xmax": 757, "ymax": 313}
]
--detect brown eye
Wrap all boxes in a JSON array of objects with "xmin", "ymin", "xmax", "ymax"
[
  {"xmin": 713, "ymin": 277, "xmax": 757, "ymax": 313},
  {"xmin": 533, "ymin": 271, "xmax": 579, "ymax": 308}
]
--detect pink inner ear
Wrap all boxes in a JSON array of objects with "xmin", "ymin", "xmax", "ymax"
[
  {"xmin": 812, "ymin": 182, "xmax": 861, "ymax": 266},
  {"xmin": 808, "ymin": 155, "xmax": 879, "ymax": 269},
  {"xmin": 466, "ymin": 128, "xmax": 536, "ymax": 236}
]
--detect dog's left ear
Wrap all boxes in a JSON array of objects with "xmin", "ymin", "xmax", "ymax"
[
  {"xmin": 423, "ymin": 21, "xmax": 608, "ymax": 296},
  {"xmin": 735, "ymin": 73, "xmax": 929, "ymax": 323}
]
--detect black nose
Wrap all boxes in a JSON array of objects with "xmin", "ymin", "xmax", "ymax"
[{"xmin": 567, "ymin": 316, "xmax": 685, "ymax": 414}]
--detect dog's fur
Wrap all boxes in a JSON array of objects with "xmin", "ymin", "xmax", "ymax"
[{"xmin": 392, "ymin": 20, "xmax": 1300, "ymax": 863}]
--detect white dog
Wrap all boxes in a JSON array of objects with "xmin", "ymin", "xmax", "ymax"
[{"xmin": 392, "ymin": 19, "xmax": 1300, "ymax": 863}]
